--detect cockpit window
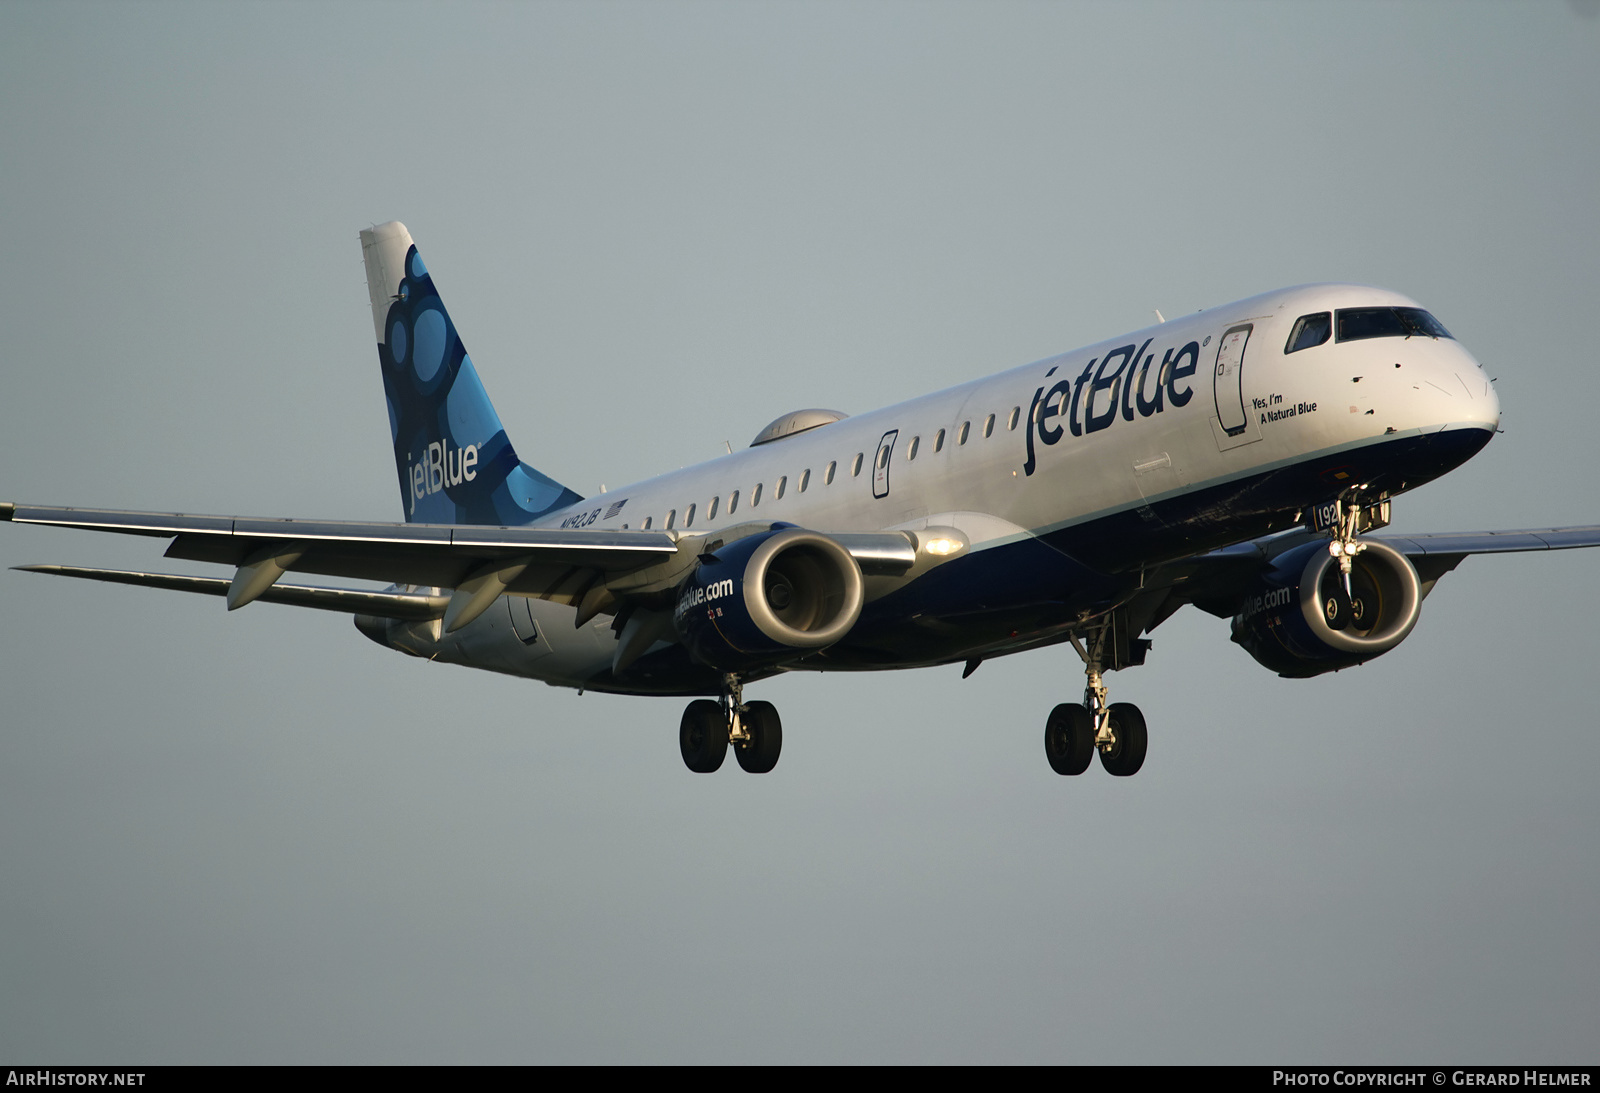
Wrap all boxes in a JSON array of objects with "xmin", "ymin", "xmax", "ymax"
[
  {"xmin": 1336, "ymin": 307, "xmax": 1454, "ymax": 343},
  {"xmin": 1285, "ymin": 312, "xmax": 1331, "ymax": 354}
]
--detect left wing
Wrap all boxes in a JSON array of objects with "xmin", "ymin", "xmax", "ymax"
[{"xmin": 1, "ymin": 503, "xmax": 916, "ymax": 631}]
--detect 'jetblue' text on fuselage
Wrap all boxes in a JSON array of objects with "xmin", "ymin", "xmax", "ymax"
[{"xmin": 1022, "ymin": 338, "xmax": 1199, "ymax": 476}]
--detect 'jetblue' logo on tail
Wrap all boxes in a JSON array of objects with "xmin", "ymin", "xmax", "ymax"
[
  {"xmin": 374, "ymin": 236, "xmax": 583, "ymax": 525},
  {"xmin": 408, "ymin": 439, "xmax": 480, "ymax": 516}
]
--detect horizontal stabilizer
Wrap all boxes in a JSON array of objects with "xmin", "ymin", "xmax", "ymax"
[{"xmin": 14, "ymin": 565, "xmax": 448, "ymax": 620}]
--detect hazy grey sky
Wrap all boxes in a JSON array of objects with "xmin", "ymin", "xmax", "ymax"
[{"xmin": 2, "ymin": 0, "xmax": 1596, "ymax": 1063}]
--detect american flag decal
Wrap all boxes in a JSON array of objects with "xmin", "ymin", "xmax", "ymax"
[{"xmin": 605, "ymin": 498, "xmax": 628, "ymax": 520}]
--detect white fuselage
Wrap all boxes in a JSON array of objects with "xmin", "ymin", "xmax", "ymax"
[{"xmin": 397, "ymin": 283, "xmax": 1500, "ymax": 691}]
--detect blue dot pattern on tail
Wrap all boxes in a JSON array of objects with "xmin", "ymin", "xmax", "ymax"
[{"xmin": 378, "ymin": 244, "xmax": 581, "ymax": 525}]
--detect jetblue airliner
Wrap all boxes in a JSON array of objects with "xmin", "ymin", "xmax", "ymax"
[{"xmin": 8, "ymin": 222, "xmax": 1596, "ymax": 776}]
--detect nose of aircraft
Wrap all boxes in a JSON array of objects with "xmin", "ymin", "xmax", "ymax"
[
  {"xmin": 1453, "ymin": 343, "xmax": 1501, "ymax": 432},
  {"xmin": 1395, "ymin": 340, "xmax": 1501, "ymax": 436}
]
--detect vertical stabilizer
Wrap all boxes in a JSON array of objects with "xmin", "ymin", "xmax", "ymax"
[{"xmin": 359, "ymin": 221, "xmax": 582, "ymax": 525}]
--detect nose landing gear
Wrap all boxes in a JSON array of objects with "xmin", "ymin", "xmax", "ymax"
[{"xmin": 678, "ymin": 675, "xmax": 783, "ymax": 774}]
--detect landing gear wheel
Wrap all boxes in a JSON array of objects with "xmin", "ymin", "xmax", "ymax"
[
  {"xmin": 1098, "ymin": 702, "xmax": 1147, "ymax": 777},
  {"xmin": 735, "ymin": 700, "xmax": 783, "ymax": 773},
  {"xmin": 1322, "ymin": 569, "xmax": 1353, "ymax": 631},
  {"xmin": 1044, "ymin": 703, "xmax": 1094, "ymax": 775},
  {"xmin": 679, "ymin": 699, "xmax": 727, "ymax": 773}
]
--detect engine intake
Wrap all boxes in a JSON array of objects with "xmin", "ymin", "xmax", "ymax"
[
  {"xmin": 674, "ymin": 527, "xmax": 864, "ymax": 672},
  {"xmin": 1232, "ymin": 538, "xmax": 1422, "ymax": 678}
]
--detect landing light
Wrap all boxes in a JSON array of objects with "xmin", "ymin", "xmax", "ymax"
[{"xmin": 916, "ymin": 527, "xmax": 969, "ymax": 559}]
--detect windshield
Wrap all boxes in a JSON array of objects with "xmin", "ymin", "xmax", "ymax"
[{"xmin": 1336, "ymin": 307, "xmax": 1454, "ymax": 343}]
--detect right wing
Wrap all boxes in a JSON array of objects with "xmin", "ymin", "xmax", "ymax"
[{"xmin": 1135, "ymin": 523, "xmax": 1600, "ymax": 628}]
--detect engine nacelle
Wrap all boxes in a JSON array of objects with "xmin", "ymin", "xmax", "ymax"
[
  {"xmin": 1231, "ymin": 538, "xmax": 1423, "ymax": 678},
  {"xmin": 673, "ymin": 527, "xmax": 864, "ymax": 673}
]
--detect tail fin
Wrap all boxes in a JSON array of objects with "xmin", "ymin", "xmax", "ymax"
[{"xmin": 359, "ymin": 221, "xmax": 582, "ymax": 525}]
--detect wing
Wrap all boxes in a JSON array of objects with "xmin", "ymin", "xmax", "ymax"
[
  {"xmin": 2, "ymin": 503, "xmax": 916, "ymax": 631},
  {"xmin": 1132, "ymin": 524, "xmax": 1600, "ymax": 630},
  {"xmin": 1364, "ymin": 525, "xmax": 1600, "ymax": 587}
]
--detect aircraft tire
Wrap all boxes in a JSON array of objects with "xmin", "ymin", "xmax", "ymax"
[
  {"xmin": 735, "ymin": 700, "xmax": 783, "ymax": 774},
  {"xmin": 1099, "ymin": 702, "xmax": 1148, "ymax": 777},
  {"xmin": 679, "ymin": 699, "xmax": 727, "ymax": 773},
  {"xmin": 1044, "ymin": 702, "xmax": 1095, "ymax": 776}
]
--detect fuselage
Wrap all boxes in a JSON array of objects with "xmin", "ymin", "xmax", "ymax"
[{"xmin": 391, "ymin": 283, "xmax": 1500, "ymax": 693}]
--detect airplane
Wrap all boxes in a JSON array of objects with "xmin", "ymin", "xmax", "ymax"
[{"xmin": 7, "ymin": 220, "xmax": 1598, "ymax": 777}]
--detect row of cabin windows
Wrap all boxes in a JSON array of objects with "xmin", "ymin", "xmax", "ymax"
[
  {"xmin": 903, "ymin": 407, "xmax": 1018, "ymax": 462},
  {"xmin": 626, "ymin": 405, "xmax": 1023, "ymax": 530}
]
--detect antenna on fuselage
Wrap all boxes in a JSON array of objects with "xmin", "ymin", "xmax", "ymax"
[{"xmin": 1154, "ymin": 309, "xmax": 1166, "ymax": 324}]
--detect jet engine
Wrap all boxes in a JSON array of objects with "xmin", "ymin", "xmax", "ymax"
[
  {"xmin": 673, "ymin": 527, "xmax": 864, "ymax": 673},
  {"xmin": 1231, "ymin": 538, "xmax": 1422, "ymax": 678}
]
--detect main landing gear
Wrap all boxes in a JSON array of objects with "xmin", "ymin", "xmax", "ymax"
[
  {"xmin": 1044, "ymin": 619, "xmax": 1148, "ymax": 778},
  {"xmin": 679, "ymin": 675, "xmax": 782, "ymax": 774}
]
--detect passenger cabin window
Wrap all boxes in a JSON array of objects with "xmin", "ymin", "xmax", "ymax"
[
  {"xmin": 752, "ymin": 483, "xmax": 763, "ymax": 506},
  {"xmin": 1336, "ymin": 307, "xmax": 1454, "ymax": 343},
  {"xmin": 983, "ymin": 414, "xmax": 995, "ymax": 438},
  {"xmin": 728, "ymin": 489, "xmax": 739, "ymax": 514},
  {"xmin": 708, "ymin": 496, "xmax": 720, "ymax": 520},
  {"xmin": 684, "ymin": 503, "xmax": 696, "ymax": 528},
  {"xmin": 799, "ymin": 469, "xmax": 810, "ymax": 492},
  {"xmin": 907, "ymin": 436, "xmax": 920, "ymax": 460},
  {"xmin": 642, "ymin": 517, "xmax": 652, "ymax": 530},
  {"xmin": 851, "ymin": 453, "xmax": 863, "ymax": 476},
  {"xmin": 1008, "ymin": 406, "xmax": 1020, "ymax": 431},
  {"xmin": 959, "ymin": 421, "xmax": 970, "ymax": 445},
  {"xmin": 876, "ymin": 446, "xmax": 890, "ymax": 470},
  {"xmin": 825, "ymin": 461, "xmax": 836, "ymax": 485},
  {"xmin": 775, "ymin": 476, "xmax": 787, "ymax": 500},
  {"xmin": 1285, "ymin": 312, "xmax": 1332, "ymax": 354},
  {"xmin": 934, "ymin": 428, "xmax": 945, "ymax": 452},
  {"xmin": 665, "ymin": 509, "xmax": 676, "ymax": 530}
]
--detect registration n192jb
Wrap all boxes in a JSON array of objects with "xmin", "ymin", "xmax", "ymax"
[{"xmin": 8, "ymin": 222, "xmax": 1595, "ymax": 776}]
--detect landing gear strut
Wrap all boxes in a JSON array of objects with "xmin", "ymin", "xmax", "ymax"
[
  {"xmin": 1325, "ymin": 492, "xmax": 1369, "ymax": 631},
  {"xmin": 678, "ymin": 675, "xmax": 782, "ymax": 774},
  {"xmin": 1043, "ymin": 616, "xmax": 1148, "ymax": 777}
]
